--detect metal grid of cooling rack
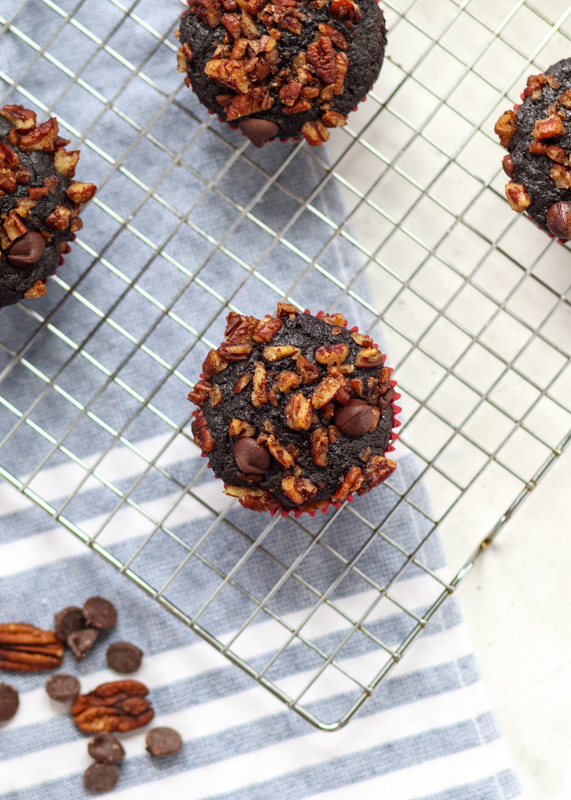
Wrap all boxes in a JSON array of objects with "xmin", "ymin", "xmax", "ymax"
[{"xmin": 0, "ymin": 0, "xmax": 571, "ymax": 731}]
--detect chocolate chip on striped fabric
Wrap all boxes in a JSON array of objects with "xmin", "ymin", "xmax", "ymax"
[
  {"xmin": 54, "ymin": 606, "xmax": 85, "ymax": 642},
  {"xmin": 68, "ymin": 628, "xmax": 98, "ymax": 661},
  {"xmin": 146, "ymin": 727, "xmax": 183, "ymax": 757},
  {"xmin": 0, "ymin": 683, "xmax": 19, "ymax": 721},
  {"xmin": 83, "ymin": 762, "xmax": 120, "ymax": 794},
  {"xmin": 45, "ymin": 673, "xmax": 81, "ymax": 702},
  {"xmin": 83, "ymin": 597, "xmax": 117, "ymax": 630},
  {"xmin": 88, "ymin": 732, "xmax": 125, "ymax": 764},
  {"xmin": 106, "ymin": 641, "xmax": 143, "ymax": 674}
]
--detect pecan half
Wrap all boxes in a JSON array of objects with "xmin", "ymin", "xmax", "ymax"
[
  {"xmin": 202, "ymin": 348, "xmax": 229, "ymax": 379},
  {"xmin": 71, "ymin": 680, "xmax": 154, "ymax": 733},
  {"xmin": 301, "ymin": 119, "xmax": 329, "ymax": 146},
  {"xmin": 334, "ymin": 466, "xmax": 364, "ymax": 500},
  {"xmin": 311, "ymin": 375, "xmax": 345, "ymax": 408},
  {"xmin": 252, "ymin": 361, "xmax": 268, "ymax": 406},
  {"xmin": 494, "ymin": 110, "xmax": 518, "ymax": 148},
  {"xmin": 225, "ymin": 311, "xmax": 258, "ymax": 343},
  {"xmin": 296, "ymin": 354, "xmax": 320, "ymax": 384},
  {"xmin": 263, "ymin": 345, "xmax": 301, "ymax": 361},
  {"xmin": 45, "ymin": 205, "xmax": 71, "ymax": 231},
  {"xmin": 282, "ymin": 476, "xmax": 317, "ymax": 505},
  {"xmin": 315, "ymin": 343, "xmax": 349, "ymax": 365},
  {"xmin": 18, "ymin": 118, "xmax": 59, "ymax": 151},
  {"xmin": 356, "ymin": 455, "xmax": 396, "ymax": 495},
  {"xmin": 224, "ymin": 485, "xmax": 281, "ymax": 511},
  {"xmin": 308, "ymin": 36, "xmax": 336, "ymax": 84},
  {"xmin": 234, "ymin": 373, "xmax": 252, "ymax": 392},
  {"xmin": 532, "ymin": 115, "xmax": 567, "ymax": 140},
  {"xmin": 0, "ymin": 104, "xmax": 36, "ymax": 130},
  {"xmin": 333, "ymin": 51, "xmax": 348, "ymax": 95},
  {"xmin": 309, "ymin": 427, "xmax": 328, "ymax": 466},
  {"xmin": 218, "ymin": 342, "xmax": 253, "ymax": 361},
  {"xmin": 276, "ymin": 370, "xmax": 301, "ymax": 394},
  {"xmin": 188, "ymin": 379, "xmax": 212, "ymax": 406},
  {"xmin": 284, "ymin": 391, "xmax": 312, "ymax": 430},
  {"xmin": 0, "ymin": 623, "xmax": 64, "ymax": 672},
  {"xmin": 229, "ymin": 418, "xmax": 256, "ymax": 437},
  {"xmin": 205, "ymin": 59, "xmax": 251, "ymax": 93},
  {"xmin": 66, "ymin": 181, "xmax": 97, "ymax": 206},
  {"xmin": 505, "ymin": 181, "xmax": 531, "ymax": 211},
  {"xmin": 354, "ymin": 347, "xmax": 383, "ymax": 368},
  {"xmin": 253, "ymin": 315, "xmax": 282, "ymax": 343},
  {"xmin": 191, "ymin": 409, "xmax": 214, "ymax": 453}
]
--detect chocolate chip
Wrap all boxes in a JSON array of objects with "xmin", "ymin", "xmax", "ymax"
[
  {"xmin": 68, "ymin": 628, "xmax": 99, "ymax": 661},
  {"xmin": 83, "ymin": 763, "xmax": 120, "ymax": 794},
  {"xmin": 83, "ymin": 597, "xmax": 117, "ymax": 630},
  {"xmin": 106, "ymin": 641, "xmax": 143, "ymax": 674},
  {"xmin": 238, "ymin": 119, "xmax": 279, "ymax": 148},
  {"xmin": 334, "ymin": 399, "xmax": 375, "ymax": 437},
  {"xmin": 502, "ymin": 154, "xmax": 514, "ymax": 179},
  {"xmin": 233, "ymin": 438, "xmax": 270, "ymax": 474},
  {"xmin": 7, "ymin": 231, "xmax": 46, "ymax": 268},
  {"xmin": 54, "ymin": 606, "xmax": 85, "ymax": 642},
  {"xmin": 88, "ymin": 732, "xmax": 125, "ymax": 764},
  {"xmin": 146, "ymin": 727, "xmax": 183, "ymax": 757},
  {"xmin": 45, "ymin": 674, "xmax": 81, "ymax": 702},
  {"xmin": 0, "ymin": 683, "xmax": 19, "ymax": 722},
  {"xmin": 546, "ymin": 201, "xmax": 571, "ymax": 239}
]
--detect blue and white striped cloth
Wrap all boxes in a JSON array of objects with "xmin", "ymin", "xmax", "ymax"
[{"xmin": 0, "ymin": 0, "xmax": 522, "ymax": 797}]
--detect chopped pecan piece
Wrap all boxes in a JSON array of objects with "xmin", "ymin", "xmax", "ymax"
[
  {"xmin": 311, "ymin": 375, "xmax": 345, "ymax": 408},
  {"xmin": 210, "ymin": 384, "xmax": 223, "ymax": 407},
  {"xmin": 529, "ymin": 141, "xmax": 547, "ymax": 155},
  {"xmin": 328, "ymin": 424, "xmax": 341, "ymax": 443},
  {"xmin": 532, "ymin": 115, "xmax": 567, "ymax": 140},
  {"xmin": 284, "ymin": 391, "xmax": 312, "ymax": 430},
  {"xmin": 13, "ymin": 164, "xmax": 30, "ymax": 184},
  {"xmin": 191, "ymin": 409, "xmax": 214, "ymax": 453},
  {"xmin": 230, "ymin": 38, "xmax": 249, "ymax": 59},
  {"xmin": 279, "ymin": 81, "xmax": 303, "ymax": 106},
  {"xmin": 330, "ymin": 0, "xmax": 360, "ymax": 19},
  {"xmin": 225, "ymin": 311, "xmax": 258, "ymax": 343},
  {"xmin": 24, "ymin": 280, "xmax": 46, "ymax": 299},
  {"xmin": 252, "ymin": 361, "xmax": 269, "ymax": 406},
  {"xmin": 505, "ymin": 181, "xmax": 532, "ymax": 211},
  {"xmin": 0, "ymin": 623, "xmax": 64, "ymax": 672},
  {"xmin": 205, "ymin": 59, "xmax": 250, "ymax": 93},
  {"xmin": 18, "ymin": 118, "xmax": 59, "ymax": 151},
  {"xmin": 229, "ymin": 418, "xmax": 256, "ymax": 437},
  {"xmin": 333, "ymin": 51, "xmax": 348, "ymax": 95},
  {"xmin": 523, "ymin": 73, "xmax": 546, "ymax": 100},
  {"xmin": 177, "ymin": 45, "xmax": 190, "ymax": 72},
  {"xmin": 224, "ymin": 485, "xmax": 281, "ymax": 511},
  {"xmin": 301, "ymin": 119, "xmax": 329, "ymax": 146},
  {"xmin": 66, "ymin": 181, "xmax": 97, "ymax": 206},
  {"xmin": 262, "ymin": 431, "xmax": 296, "ymax": 468},
  {"xmin": 296, "ymin": 354, "xmax": 320, "ymax": 384},
  {"xmin": 0, "ymin": 104, "xmax": 36, "ymax": 131},
  {"xmin": 263, "ymin": 344, "xmax": 301, "ymax": 361},
  {"xmin": 191, "ymin": 0, "xmax": 223, "ymax": 27},
  {"xmin": 216, "ymin": 93, "xmax": 234, "ymax": 108},
  {"xmin": 550, "ymin": 164, "xmax": 571, "ymax": 189},
  {"xmin": 307, "ymin": 37, "xmax": 336, "ymax": 84},
  {"xmin": 234, "ymin": 373, "xmax": 252, "ymax": 392},
  {"xmin": 53, "ymin": 147, "xmax": 80, "ymax": 178},
  {"xmin": 14, "ymin": 197, "xmax": 37, "ymax": 218},
  {"xmin": 70, "ymin": 216, "xmax": 83, "ymax": 233},
  {"xmin": 494, "ymin": 110, "xmax": 518, "ymax": 148},
  {"xmin": 0, "ymin": 167, "xmax": 16, "ymax": 194},
  {"xmin": 356, "ymin": 455, "xmax": 396, "ymax": 495},
  {"xmin": 322, "ymin": 110, "xmax": 346, "ymax": 127},
  {"xmin": 354, "ymin": 347, "xmax": 383, "ymax": 368},
  {"xmin": 240, "ymin": 11, "xmax": 260, "ymax": 38},
  {"xmin": 335, "ymin": 383, "xmax": 351, "ymax": 405},
  {"xmin": 350, "ymin": 377, "xmax": 363, "ymax": 396},
  {"xmin": 222, "ymin": 0, "xmax": 237, "ymax": 9},
  {"xmin": 3, "ymin": 211, "xmax": 27, "ymax": 241},
  {"xmin": 321, "ymin": 402, "xmax": 334, "ymax": 420},
  {"xmin": 0, "ymin": 141, "xmax": 19, "ymax": 167},
  {"xmin": 218, "ymin": 342, "xmax": 253, "ymax": 361},
  {"xmin": 318, "ymin": 23, "xmax": 348, "ymax": 49},
  {"xmin": 71, "ymin": 680, "xmax": 154, "ymax": 734},
  {"xmin": 276, "ymin": 302, "xmax": 299, "ymax": 317},
  {"xmin": 44, "ymin": 175, "xmax": 59, "ymax": 194},
  {"xmin": 222, "ymin": 12, "xmax": 242, "ymax": 38},
  {"xmin": 559, "ymin": 89, "xmax": 571, "ymax": 109},
  {"xmin": 321, "ymin": 313, "xmax": 346, "ymax": 326},
  {"xmin": 226, "ymin": 87, "xmax": 274, "ymax": 121},
  {"xmin": 203, "ymin": 348, "xmax": 229, "ymax": 379},
  {"xmin": 282, "ymin": 98, "xmax": 313, "ymax": 115},
  {"xmin": 360, "ymin": 446, "xmax": 371, "ymax": 463},
  {"xmin": 188, "ymin": 379, "xmax": 212, "ymax": 405},
  {"xmin": 309, "ymin": 427, "xmax": 328, "ymax": 466},
  {"xmin": 301, "ymin": 85, "xmax": 320, "ymax": 98},
  {"xmin": 351, "ymin": 332, "xmax": 373, "ymax": 347},
  {"xmin": 276, "ymin": 370, "xmax": 301, "ymax": 394},
  {"xmin": 45, "ymin": 205, "xmax": 71, "ymax": 230},
  {"xmin": 315, "ymin": 343, "xmax": 349, "ymax": 365},
  {"xmin": 253, "ymin": 315, "xmax": 283, "ymax": 343},
  {"xmin": 282, "ymin": 476, "xmax": 317, "ymax": 505},
  {"xmin": 546, "ymin": 145, "xmax": 568, "ymax": 164},
  {"xmin": 334, "ymin": 466, "xmax": 364, "ymax": 500}
]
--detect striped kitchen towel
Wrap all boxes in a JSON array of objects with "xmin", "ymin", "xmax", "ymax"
[{"xmin": 0, "ymin": 0, "xmax": 521, "ymax": 797}]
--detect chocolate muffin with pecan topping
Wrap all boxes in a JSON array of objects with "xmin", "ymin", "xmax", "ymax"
[
  {"xmin": 189, "ymin": 305, "xmax": 399, "ymax": 515},
  {"xmin": 495, "ymin": 59, "xmax": 571, "ymax": 240},
  {"xmin": 0, "ymin": 104, "xmax": 96, "ymax": 308},
  {"xmin": 176, "ymin": 0, "xmax": 386, "ymax": 147}
]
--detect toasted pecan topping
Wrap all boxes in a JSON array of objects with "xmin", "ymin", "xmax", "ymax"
[
  {"xmin": 192, "ymin": 409, "xmax": 214, "ymax": 452},
  {"xmin": 284, "ymin": 391, "xmax": 313, "ymax": 430},
  {"xmin": 253, "ymin": 315, "xmax": 282, "ymax": 342},
  {"xmin": 494, "ymin": 110, "xmax": 518, "ymax": 148},
  {"xmin": 315, "ymin": 343, "xmax": 349, "ymax": 365},
  {"xmin": 188, "ymin": 379, "xmax": 212, "ymax": 405},
  {"xmin": 281, "ymin": 476, "xmax": 318, "ymax": 505},
  {"xmin": 252, "ymin": 360, "xmax": 269, "ymax": 405},
  {"xmin": 203, "ymin": 348, "xmax": 229, "ymax": 379},
  {"xmin": 296, "ymin": 354, "xmax": 320, "ymax": 384},
  {"xmin": 532, "ymin": 115, "xmax": 567, "ymax": 140},
  {"xmin": 263, "ymin": 344, "xmax": 301, "ymax": 361},
  {"xmin": 505, "ymin": 181, "xmax": 531, "ymax": 211},
  {"xmin": 229, "ymin": 418, "xmax": 256, "ymax": 437},
  {"xmin": 309, "ymin": 427, "xmax": 329, "ymax": 466}
]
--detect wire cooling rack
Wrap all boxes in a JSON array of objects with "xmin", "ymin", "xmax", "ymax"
[{"xmin": 1, "ymin": 0, "xmax": 571, "ymax": 732}]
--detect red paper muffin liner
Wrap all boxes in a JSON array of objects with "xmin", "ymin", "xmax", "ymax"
[{"xmin": 191, "ymin": 308, "xmax": 401, "ymax": 517}]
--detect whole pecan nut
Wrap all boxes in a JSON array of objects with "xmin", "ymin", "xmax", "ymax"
[
  {"xmin": 225, "ymin": 312, "xmax": 258, "ymax": 343},
  {"xmin": 253, "ymin": 315, "xmax": 282, "ymax": 343},
  {"xmin": 71, "ymin": 680, "xmax": 154, "ymax": 733},
  {"xmin": 0, "ymin": 623, "xmax": 64, "ymax": 672},
  {"xmin": 188, "ymin": 379, "xmax": 212, "ymax": 406},
  {"xmin": 191, "ymin": 409, "xmax": 214, "ymax": 453}
]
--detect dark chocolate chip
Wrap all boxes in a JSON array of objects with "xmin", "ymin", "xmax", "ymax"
[
  {"xmin": 67, "ymin": 628, "xmax": 99, "ymax": 661},
  {"xmin": 0, "ymin": 683, "xmax": 19, "ymax": 722},
  {"xmin": 146, "ymin": 727, "xmax": 183, "ymax": 757},
  {"xmin": 106, "ymin": 641, "xmax": 143, "ymax": 674},
  {"xmin": 7, "ymin": 231, "xmax": 46, "ymax": 268},
  {"xmin": 378, "ymin": 386, "xmax": 396, "ymax": 412},
  {"xmin": 83, "ymin": 763, "xmax": 120, "ymax": 794},
  {"xmin": 546, "ymin": 201, "xmax": 571, "ymax": 239},
  {"xmin": 45, "ymin": 674, "xmax": 81, "ymax": 702},
  {"xmin": 238, "ymin": 119, "xmax": 279, "ymax": 148},
  {"xmin": 54, "ymin": 606, "xmax": 85, "ymax": 642},
  {"xmin": 88, "ymin": 732, "xmax": 125, "ymax": 764},
  {"xmin": 502, "ymin": 154, "xmax": 514, "ymax": 179},
  {"xmin": 233, "ymin": 438, "xmax": 270, "ymax": 474},
  {"xmin": 83, "ymin": 597, "xmax": 117, "ymax": 630},
  {"xmin": 334, "ymin": 399, "xmax": 375, "ymax": 437}
]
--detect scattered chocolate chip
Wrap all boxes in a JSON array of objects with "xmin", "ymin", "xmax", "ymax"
[
  {"xmin": 45, "ymin": 674, "xmax": 81, "ymax": 702},
  {"xmin": 54, "ymin": 606, "xmax": 85, "ymax": 642},
  {"xmin": 238, "ymin": 119, "xmax": 279, "ymax": 148},
  {"xmin": 146, "ymin": 727, "xmax": 183, "ymax": 757},
  {"xmin": 88, "ymin": 732, "xmax": 125, "ymax": 764},
  {"xmin": 83, "ymin": 597, "xmax": 117, "ymax": 630},
  {"xmin": 6, "ymin": 231, "xmax": 46, "ymax": 268},
  {"xmin": 233, "ymin": 438, "xmax": 270, "ymax": 474},
  {"xmin": 106, "ymin": 641, "xmax": 143, "ymax": 674},
  {"xmin": 83, "ymin": 762, "xmax": 120, "ymax": 794},
  {"xmin": 334, "ymin": 399, "xmax": 375, "ymax": 437},
  {"xmin": 68, "ymin": 628, "xmax": 99, "ymax": 661},
  {"xmin": 546, "ymin": 200, "xmax": 571, "ymax": 239},
  {"xmin": 0, "ymin": 683, "xmax": 19, "ymax": 722},
  {"xmin": 502, "ymin": 154, "xmax": 515, "ymax": 179}
]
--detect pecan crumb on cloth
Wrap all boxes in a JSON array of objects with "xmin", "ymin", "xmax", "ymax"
[
  {"xmin": 176, "ymin": 0, "xmax": 387, "ymax": 145},
  {"xmin": 189, "ymin": 306, "xmax": 400, "ymax": 514}
]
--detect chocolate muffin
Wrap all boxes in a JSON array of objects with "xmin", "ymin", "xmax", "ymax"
[
  {"xmin": 495, "ymin": 59, "xmax": 571, "ymax": 240},
  {"xmin": 176, "ymin": 0, "xmax": 387, "ymax": 147},
  {"xmin": 0, "ymin": 104, "xmax": 97, "ymax": 308},
  {"xmin": 189, "ymin": 305, "xmax": 399, "ymax": 515}
]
